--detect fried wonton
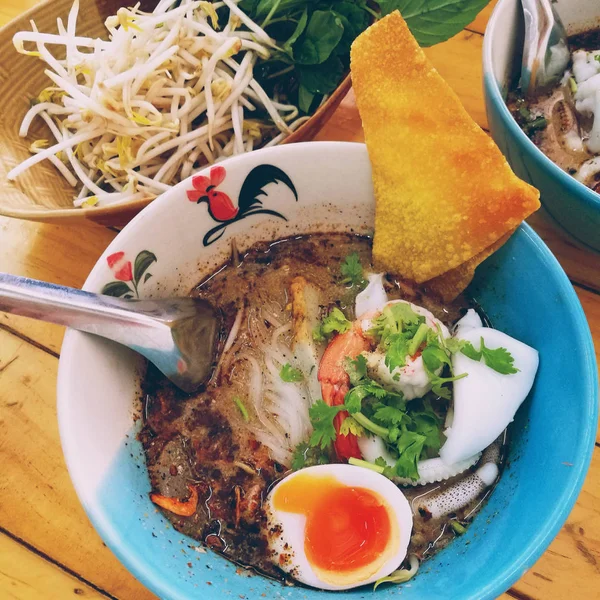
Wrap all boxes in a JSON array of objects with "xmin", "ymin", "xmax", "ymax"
[{"xmin": 350, "ymin": 11, "xmax": 540, "ymax": 294}]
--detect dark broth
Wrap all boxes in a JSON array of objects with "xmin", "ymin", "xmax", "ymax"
[
  {"xmin": 140, "ymin": 233, "xmax": 505, "ymax": 584},
  {"xmin": 507, "ymin": 28, "xmax": 600, "ymax": 190}
]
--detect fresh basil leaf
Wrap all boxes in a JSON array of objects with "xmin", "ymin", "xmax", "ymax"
[
  {"xmin": 294, "ymin": 10, "xmax": 344, "ymax": 65},
  {"xmin": 253, "ymin": 0, "xmax": 307, "ymax": 19},
  {"xmin": 299, "ymin": 55, "xmax": 344, "ymax": 94},
  {"xmin": 332, "ymin": 2, "xmax": 370, "ymax": 56},
  {"xmin": 283, "ymin": 6, "xmax": 308, "ymax": 52},
  {"xmin": 298, "ymin": 84, "xmax": 315, "ymax": 113},
  {"xmin": 376, "ymin": 0, "xmax": 491, "ymax": 47}
]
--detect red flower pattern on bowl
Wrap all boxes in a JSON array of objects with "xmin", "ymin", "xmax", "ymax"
[{"xmin": 107, "ymin": 251, "xmax": 133, "ymax": 282}]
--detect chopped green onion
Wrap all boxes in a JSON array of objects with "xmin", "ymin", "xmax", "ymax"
[
  {"xmin": 348, "ymin": 457, "xmax": 385, "ymax": 474},
  {"xmin": 232, "ymin": 396, "xmax": 249, "ymax": 422},
  {"xmin": 450, "ymin": 520, "xmax": 467, "ymax": 535},
  {"xmin": 524, "ymin": 116, "xmax": 547, "ymax": 134},
  {"xmin": 407, "ymin": 322, "xmax": 430, "ymax": 357},
  {"xmin": 569, "ymin": 76, "xmax": 578, "ymax": 93}
]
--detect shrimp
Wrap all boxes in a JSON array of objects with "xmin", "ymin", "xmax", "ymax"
[{"xmin": 317, "ymin": 324, "xmax": 372, "ymax": 461}]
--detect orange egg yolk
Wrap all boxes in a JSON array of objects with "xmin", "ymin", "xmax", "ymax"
[{"xmin": 273, "ymin": 473, "xmax": 391, "ymax": 573}]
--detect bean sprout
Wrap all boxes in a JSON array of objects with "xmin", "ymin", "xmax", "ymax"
[{"xmin": 9, "ymin": 0, "xmax": 301, "ymax": 207}]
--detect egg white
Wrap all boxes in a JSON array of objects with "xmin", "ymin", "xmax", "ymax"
[{"xmin": 264, "ymin": 464, "xmax": 413, "ymax": 591}]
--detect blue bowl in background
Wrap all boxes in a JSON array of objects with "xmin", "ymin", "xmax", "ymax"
[
  {"xmin": 483, "ymin": 0, "xmax": 600, "ymax": 252},
  {"xmin": 57, "ymin": 143, "xmax": 598, "ymax": 600}
]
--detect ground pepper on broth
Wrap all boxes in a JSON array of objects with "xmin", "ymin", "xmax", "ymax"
[{"xmin": 139, "ymin": 233, "xmax": 507, "ymax": 585}]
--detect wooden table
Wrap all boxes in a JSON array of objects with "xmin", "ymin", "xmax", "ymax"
[{"xmin": 1, "ymin": 1, "xmax": 599, "ymax": 599}]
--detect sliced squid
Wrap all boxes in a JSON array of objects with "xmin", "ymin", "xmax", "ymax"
[
  {"xmin": 357, "ymin": 434, "xmax": 480, "ymax": 486},
  {"xmin": 416, "ymin": 462, "xmax": 499, "ymax": 520},
  {"xmin": 355, "ymin": 273, "xmax": 388, "ymax": 318},
  {"xmin": 440, "ymin": 325, "xmax": 539, "ymax": 466}
]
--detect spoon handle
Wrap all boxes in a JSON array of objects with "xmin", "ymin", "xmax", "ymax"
[{"xmin": 0, "ymin": 272, "xmax": 162, "ymax": 343}]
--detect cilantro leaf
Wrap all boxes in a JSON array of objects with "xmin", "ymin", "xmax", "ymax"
[
  {"xmin": 445, "ymin": 337, "xmax": 467, "ymax": 354},
  {"xmin": 370, "ymin": 302, "xmax": 424, "ymax": 346},
  {"xmin": 427, "ymin": 371, "xmax": 467, "ymax": 400},
  {"xmin": 344, "ymin": 386, "xmax": 370, "ymax": 414},
  {"xmin": 461, "ymin": 337, "xmax": 519, "ymax": 374},
  {"xmin": 385, "ymin": 333, "xmax": 411, "ymax": 373},
  {"xmin": 340, "ymin": 252, "xmax": 366, "ymax": 287},
  {"xmin": 291, "ymin": 441, "xmax": 329, "ymax": 471},
  {"xmin": 482, "ymin": 345, "xmax": 518, "ymax": 374},
  {"xmin": 345, "ymin": 355, "xmax": 367, "ymax": 386},
  {"xmin": 374, "ymin": 457, "xmax": 389, "ymax": 469},
  {"xmin": 412, "ymin": 412, "xmax": 443, "ymax": 455},
  {"xmin": 373, "ymin": 405, "xmax": 406, "ymax": 426},
  {"xmin": 394, "ymin": 430, "xmax": 427, "ymax": 480},
  {"xmin": 461, "ymin": 341, "xmax": 482, "ymax": 361},
  {"xmin": 421, "ymin": 342, "xmax": 451, "ymax": 373},
  {"xmin": 339, "ymin": 416, "xmax": 365, "ymax": 437},
  {"xmin": 313, "ymin": 307, "xmax": 351, "ymax": 343},
  {"xmin": 308, "ymin": 400, "xmax": 346, "ymax": 449},
  {"xmin": 280, "ymin": 363, "xmax": 304, "ymax": 382}
]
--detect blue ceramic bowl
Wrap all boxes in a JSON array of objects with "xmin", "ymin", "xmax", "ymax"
[
  {"xmin": 483, "ymin": 0, "xmax": 600, "ymax": 251},
  {"xmin": 57, "ymin": 142, "xmax": 597, "ymax": 600}
]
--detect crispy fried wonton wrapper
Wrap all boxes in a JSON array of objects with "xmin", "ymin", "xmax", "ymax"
[{"xmin": 350, "ymin": 12, "xmax": 540, "ymax": 296}]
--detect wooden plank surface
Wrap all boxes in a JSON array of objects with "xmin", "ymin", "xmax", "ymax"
[{"xmin": 0, "ymin": 1, "xmax": 599, "ymax": 600}]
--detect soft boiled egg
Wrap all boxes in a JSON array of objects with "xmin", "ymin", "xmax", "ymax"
[{"xmin": 264, "ymin": 464, "xmax": 412, "ymax": 590}]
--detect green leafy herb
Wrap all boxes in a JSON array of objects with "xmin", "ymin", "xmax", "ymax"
[
  {"xmin": 280, "ymin": 362, "xmax": 304, "ymax": 382},
  {"xmin": 370, "ymin": 302, "xmax": 424, "ymax": 346},
  {"xmin": 294, "ymin": 10, "xmax": 344, "ymax": 65},
  {"xmin": 232, "ymin": 396, "xmax": 250, "ymax": 422},
  {"xmin": 308, "ymin": 400, "xmax": 346, "ymax": 449},
  {"xmin": 393, "ymin": 430, "xmax": 426, "ymax": 480},
  {"xmin": 373, "ymin": 557, "xmax": 419, "ymax": 590},
  {"xmin": 345, "ymin": 355, "xmax": 368, "ymax": 386},
  {"xmin": 373, "ymin": 405, "xmax": 406, "ymax": 426},
  {"xmin": 313, "ymin": 307, "xmax": 351, "ymax": 343},
  {"xmin": 299, "ymin": 55, "xmax": 345, "ymax": 95},
  {"xmin": 291, "ymin": 441, "xmax": 329, "ymax": 470},
  {"xmin": 340, "ymin": 252, "xmax": 366, "ymax": 287},
  {"xmin": 339, "ymin": 416, "xmax": 365, "ymax": 436},
  {"xmin": 376, "ymin": 0, "xmax": 491, "ymax": 46},
  {"xmin": 523, "ymin": 116, "xmax": 547, "ymax": 135},
  {"xmin": 352, "ymin": 412, "xmax": 390, "ymax": 438},
  {"xmin": 461, "ymin": 337, "xmax": 519, "ymax": 374}
]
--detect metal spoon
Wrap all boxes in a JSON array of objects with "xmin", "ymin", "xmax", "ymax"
[
  {"xmin": 520, "ymin": 0, "xmax": 570, "ymax": 97},
  {"xmin": 0, "ymin": 273, "xmax": 223, "ymax": 393}
]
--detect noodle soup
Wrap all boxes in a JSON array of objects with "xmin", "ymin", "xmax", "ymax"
[{"xmin": 140, "ymin": 233, "xmax": 533, "ymax": 590}]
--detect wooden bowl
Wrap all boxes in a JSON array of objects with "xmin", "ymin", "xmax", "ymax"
[{"xmin": 0, "ymin": 0, "xmax": 351, "ymax": 227}]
